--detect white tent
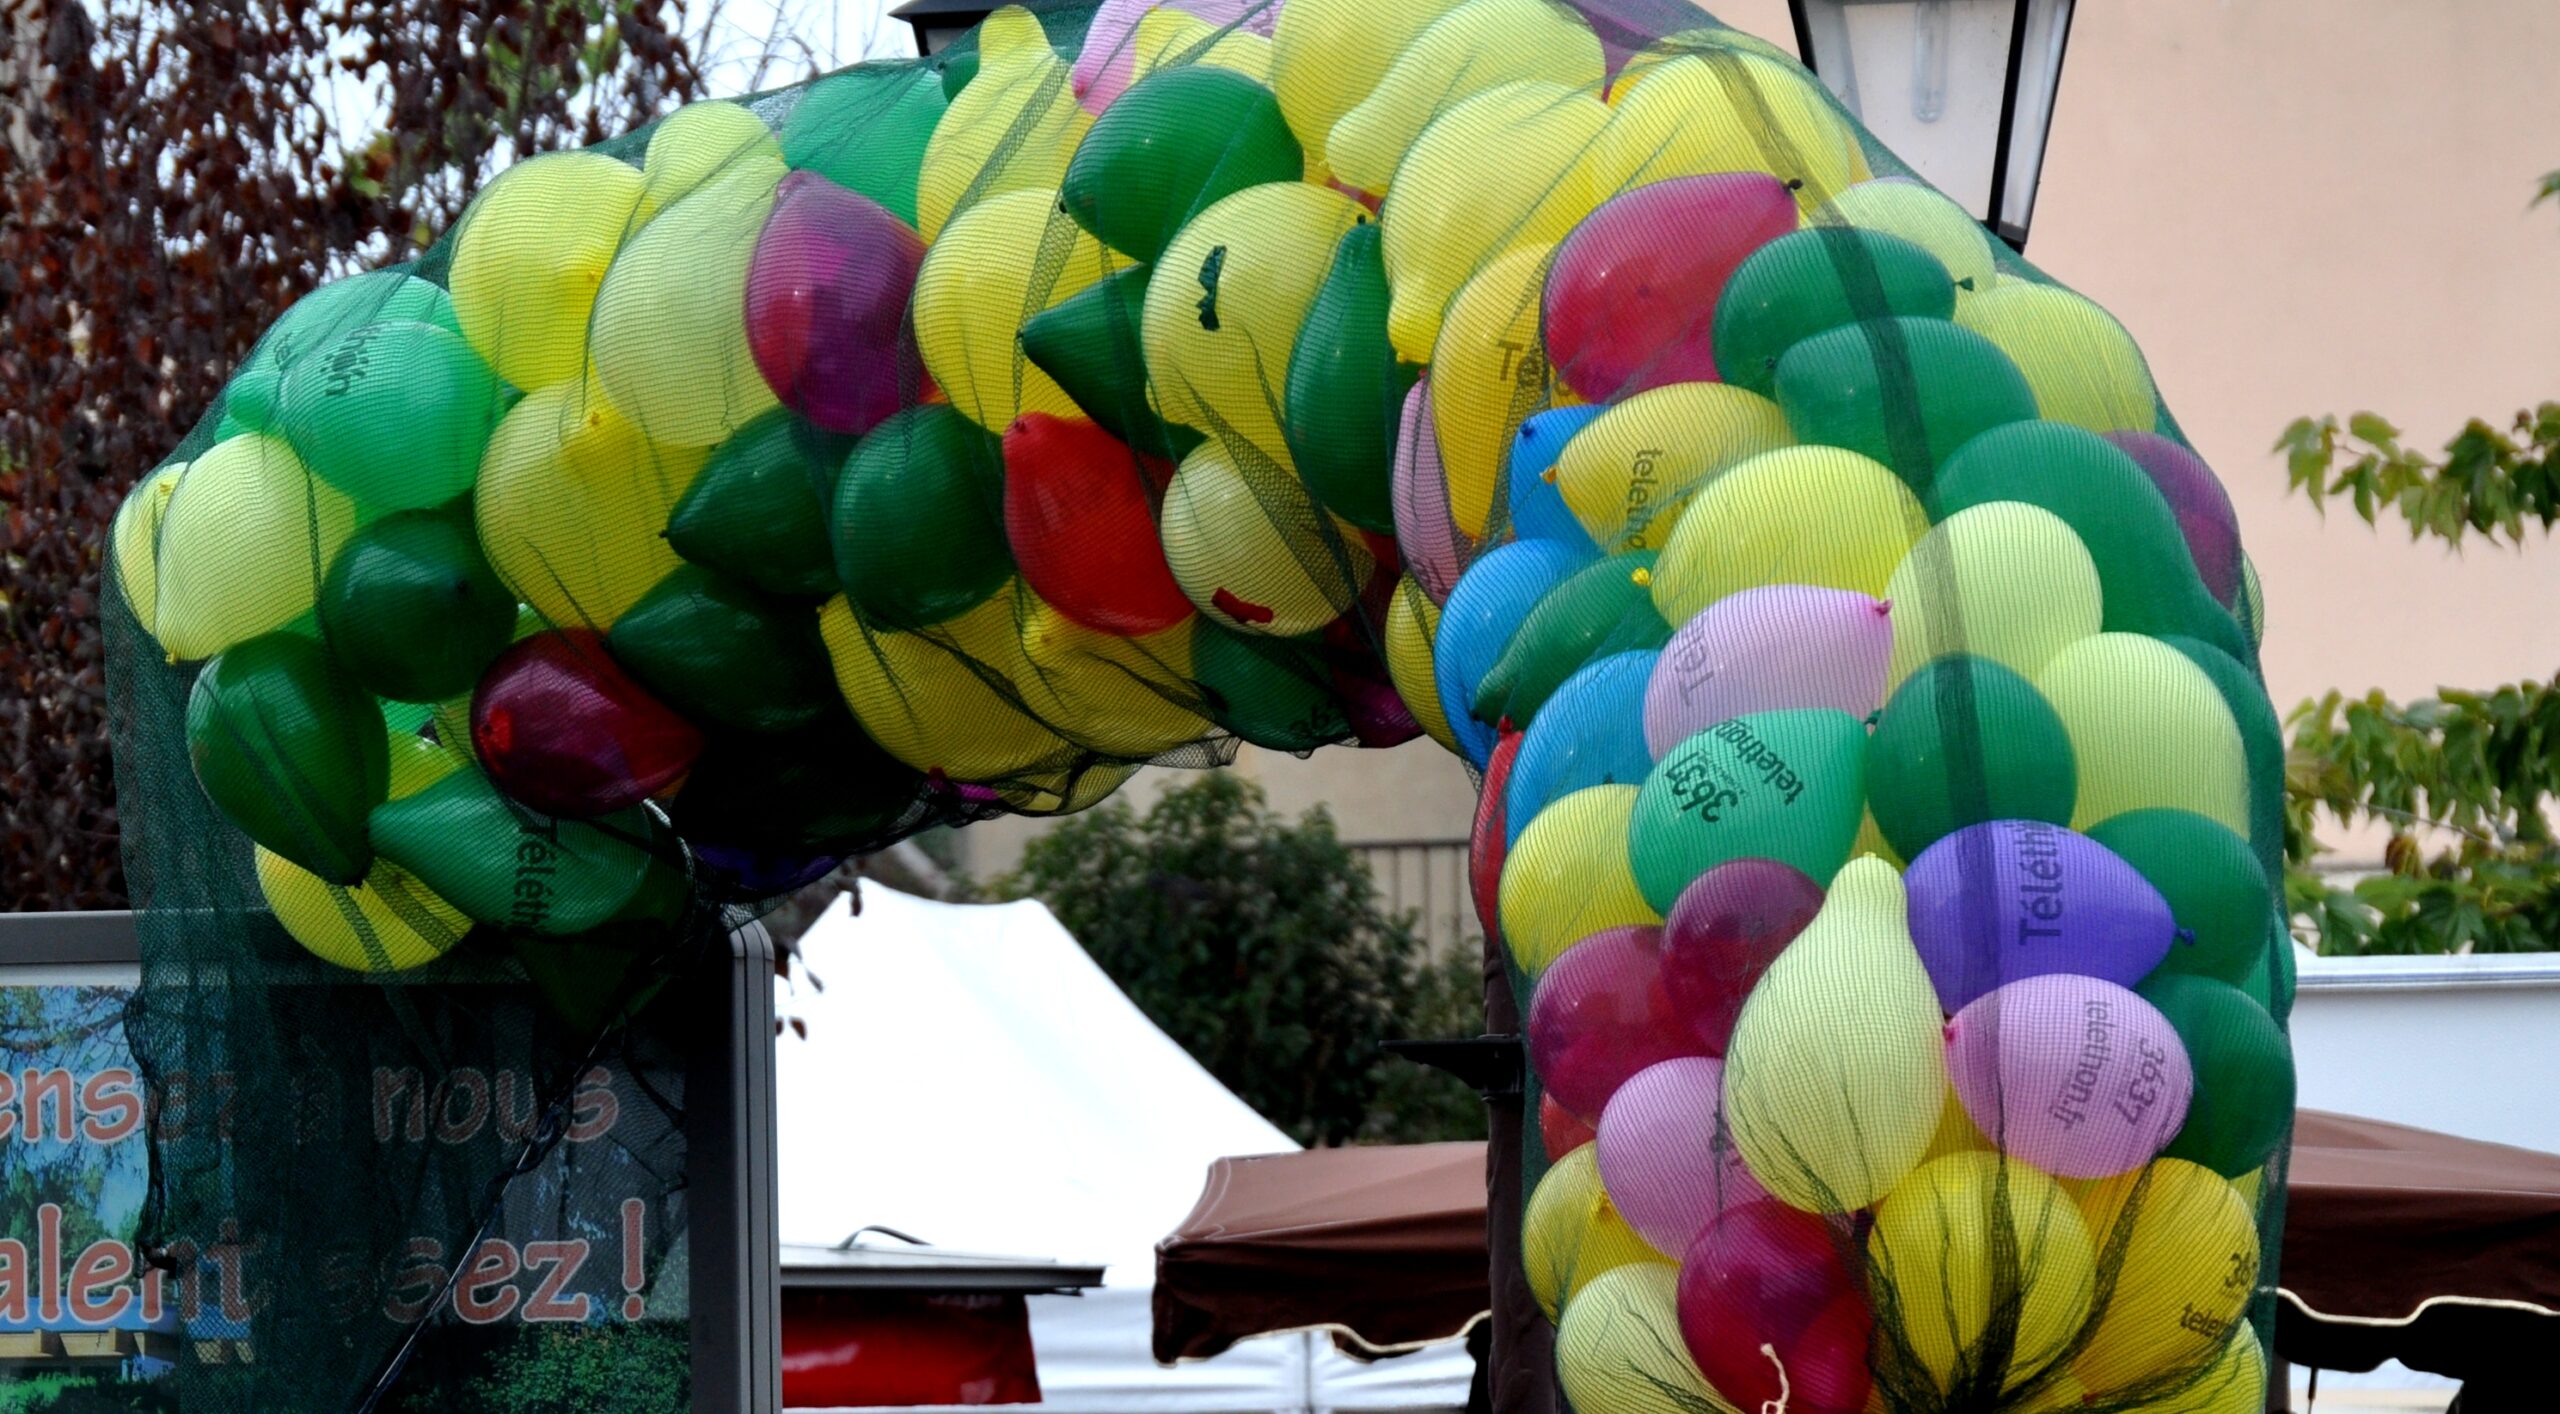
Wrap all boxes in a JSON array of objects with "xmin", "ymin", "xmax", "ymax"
[{"xmin": 776, "ymin": 885, "xmax": 1476, "ymax": 1413}]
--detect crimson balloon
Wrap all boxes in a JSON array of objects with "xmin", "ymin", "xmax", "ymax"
[
  {"xmin": 1677, "ymin": 1202, "xmax": 1873, "ymax": 1414},
  {"xmin": 746, "ymin": 170, "xmax": 927, "ymax": 436},
  {"xmin": 472, "ymin": 630, "xmax": 703, "ymax": 817},
  {"xmin": 1658, "ymin": 858, "xmax": 1828, "ymax": 1055},
  {"xmin": 1542, "ymin": 172, "xmax": 1799, "ymax": 401},
  {"xmin": 1001, "ymin": 413, "xmax": 1193, "ymax": 635},
  {"xmin": 1526, "ymin": 925, "xmax": 1704, "ymax": 1119}
]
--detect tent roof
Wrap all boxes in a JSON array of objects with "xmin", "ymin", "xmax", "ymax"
[{"xmin": 775, "ymin": 886, "xmax": 1297, "ymax": 1281}]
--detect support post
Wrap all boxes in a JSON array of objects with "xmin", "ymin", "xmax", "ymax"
[{"xmin": 688, "ymin": 921, "xmax": 783, "ymax": 1414}]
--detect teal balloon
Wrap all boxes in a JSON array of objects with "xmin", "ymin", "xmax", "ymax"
[
  {"xmin": 2136, "ymin": 974, "xmax": 2294, "ymax": 1178},
  {"xmin": 780, "ymin": 64, "xmax": 947, "ymax": 227},
  {"xmin": 186, "ymin": 632, "xmax": 389, "ymax": 885},
  {"xmin": 1020, "ymin": 265, "xmax": 1202, "ymax": 464},
  {"xmin": 831, "ymin": 405, "xmax": 1014, "ymax": 629},
  {"xmin": 242, "ymin": 270, "xmax": 459, "ymax": 379},
  {"xmin": 318, "ymin": 504, "xmax": 518, "ymax": 704},
  {"xmin": 1773, "ymin": 316, "xmax": 2036, "ymax": 498},
  {"xmin": 1712, "ymin": 227, "xmax": 1955, "ymax": 396},
  {"xmin": 1063, "ymin": 66, "xmax": 1304, "ymax": 264},
  {"xmin": 1629, "ymin": 707, "xmax": 1866, "ymax": 912},
  {"xmin": 1933, "ymin": 421, "xmax": 2251, "ymax": 661},
  {"xmin": 1472, "ymin": 553, "xmax": 1668, "ymax": 730},
  {"xmin": 607, "ymin": 564, "xmax": 835, "ymax": 733},
  {"xmin": 370, "ymin": 767, "xmax": 681, "ymax": 935},
  {"xmin": 2087, "ymin": 810, "xmax": 2269, "ymax": 985},
  {"xmin": 668, "ymin": 410, "xmax": 849, "ymax": 599},
  {"xmin": 221, "ymin": 365, "xmax": 285, "ymax": 433},
  {"xmin": 1285, "ymin": 222, "xmax": 1415, "ymax": 533},
  {"xmin": 277, "ymin": 320, "xmax": 506, "ymax": 510},
  {"xmin": 1192, "ymin": 623, "xmax": 1348, "ymax": 751},
  {"xmin": 1866, "ymin": 653, "xmax": 2076, "ymax": 860},
  {"xmin": 671, "ymin": 710, "xmax": 926, "ymax": 853}
]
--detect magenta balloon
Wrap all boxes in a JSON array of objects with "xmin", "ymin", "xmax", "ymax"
[
  {"xmin": 1390, "ymin": 375, "xmax": 1470, "ymax": 603},
  {"xmin": 1905, "ymin": 820, "xmax": 2181, "ymax": 1014},
  {"xmin": 1643, "ymin": 585, "xmax": 1892, "ymax": 759},
  {"xmin": 1946, "ymin": 974, "xmax": 2194, "ymax": 1179},
  {"xmin": 1070, "ymin": 0, "xmax": 1278, "ymax": 114},
  {"xmin": 1526, "ymin": 925, "xmax": 1703, "ymax": 1119},
  {"xmin": 1543, "ymin": 172, "xmax": 1799, "ymax": 401},
  {"xmin": 470, "ymin": 629, "xmax": 703, "ymax": 818},
  {"xmin": 2103, "ymin": 430, "xmax": 2244, "ymax": 607},
  {"xmin": 1594, "ymin": 1057, "xmax": 1766, "ymax": 1254},
  {"xmin": 1676, "ymin": 1202, "xmax": 1873, "ymax": 1414},
  {"xmin": 1658, "ymin": 858, "xmax": 1827, "ymax": 1056},
  {"xmin": 745, "ymin": 170, "xmax": 926, "ymax": 436}
]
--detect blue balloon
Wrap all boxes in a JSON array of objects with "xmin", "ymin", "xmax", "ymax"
[
  {"xmin": 1434, "ymin": 538, "xmax": 1596, "ymax": 765},
  {"xmin": 1503, "ymin": 405, "xmax": 1607, "ymax": 553},
  {"xmin": 1504, "ymin": 650, "xmax": 1657, "ymax": 848}
]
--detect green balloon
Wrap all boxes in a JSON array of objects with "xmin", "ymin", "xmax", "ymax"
[
  {"xmin": 780, "ymin": 64, "xmax": 947, "ymax": 227},
  {"xmin": 1191, "ymin": 623, "xmax": 1348, "ymax": 751},
  {"xmin": 1284, "ymin": 222, "xmax": 1414, "ymax": 533},
  {"xmin": 671, "ymin": 710, "xmax": 926, "ymax": 853},
  {"xmin": 832, "ymin": 405, "xmax": 1014, "ymax": 629},
  {"xmin": 2136, "ymin": 974, "xmax": 2294, "ymax": 1178},
  {"xmin": 1712, "ymin": 227, "xmax": 1956, "ymax": 396},
  {"xmin": 2087, "ymin": 810, "xmax": 2269, "ymax": 985},
  {"xmin": 369, "ymin": 767, "xmax": 678, "ymax": 935},
  {"xmin": 221, "ymin": 364, "xmax": 285, "ymax": 434},
  {"xmin": 2163, "ymin": 634, "xmax": 2287, "ymax": 880},
  {"xmin": 277, "ymin": 320, "xmax": 505, "ymax": 510},
  {"xmin": 1629, "ymin": 707, "xmax": 1866, "ymax": 912},
  {"xmin": 242, "ymin": 270, "xmax": 459, "ymax": 380},
  {"xmin": 607, "ymin": 565, "xmax": 835, "ymax": 734},
  {"xmin": 1472, "ymin": 553, "xmax": 1668, "ymax": 729},
  {"xmin": 1020, "ymin": 265, "xmax": 1202, "ymax": 464},
  {"xmin": 186, "ymin": 632, "xmax": 389, "ymax": 885},
  {"xmin": 318, "ymin": 504, "xmax": 518, "ymax": 704},
  {"xmin": 1867, "ymin": 653, "xmax": 2075, "ymax": 860},
  {"xmin": 1063, "ymin": 66, "xmax": 1303, "ymax": 264},
  {"xmin": 1773, "ymin": 316, "xmax": 2036, "ymax": 498},
  {"xmin": 667, "ymin": 410, "xmax": 848, "ymax": 599},
  {"xmin": 940, "ymin": 47, "xmax": 979, "ymax": 102},
  {"xmin": 508, "ymin": 923, "xmax": 675, "ymax": 1037},
  {"xmin": 1934, "ymin": 422, "xmax": 2251, "ymax": 661}
]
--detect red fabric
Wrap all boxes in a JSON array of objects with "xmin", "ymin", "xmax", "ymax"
[{"xmin": 781, "ymin": 1289, "xmax": 1042, "ymax": 1407}]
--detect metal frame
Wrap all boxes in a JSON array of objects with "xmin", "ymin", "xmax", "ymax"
[{"xmin": 685, "ymin": 920, "xmax": 783, "ymax": 1414}]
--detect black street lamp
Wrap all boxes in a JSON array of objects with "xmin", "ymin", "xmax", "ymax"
[
  {"xmin": 888, "ymin": 0, "xmax": 998, "ymax": 57},
  {"xmin": 1788, "ymin": 0, "xmax": 2077, "ymax": 251}
]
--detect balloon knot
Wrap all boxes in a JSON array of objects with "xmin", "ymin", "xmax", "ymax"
[
  {"xmin": 2176, "ymin": 927, "xmax": 2198, "ymax": 947},
  {"xmin": 1942, "ymin": 1020, "xmax": 1957, "ymax": 1044},
  {"xmin": 1957, "ymin": 276, "xmax": 1978, "ymax": 292},
  {"xmin": 1863, "ymin": 711, "xmax": 1882, "ymax": 728},
  {"xmin": 1631, "ymin": 567, "xmax": 1652, "ymax": 587},
  {"xmin": 1873, "ymin": 599, "xmax": 1893, "ymax": 615},
  {"xmin": 1540, "ymin": 467, "xmax": 1559, "ymax": 483},
  {"xmin": 1784, "ymin": 178, "xmax": 1805, "ymax": 191},
  {"xmin": 1759, "ymin": 1344, "xmax": 1790, "ymax": 1414}
]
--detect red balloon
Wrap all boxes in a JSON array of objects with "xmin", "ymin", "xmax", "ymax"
[
  {"xmin": 1539, "ymin": 1093, "xmax": 1595, "ymax": 1162},
  {"xmin": 1678, "ymin": 1202, "xmax": 1872, "ymax": 1414},
  {"xmin": 1001, "ymin": 413, "xmax": 1193, "ymax": 635},
  {"xmin": 1542, "ymin": 173, "xmax": 1799, "ymax": 401},
  {"xmin": 747, "ymin": 170, "xmax": 928, "ymax": 436},
  {"xmin": 1526, "ymin": 925, "xmax": 1707, "ymax": 1118},
  {"xmin": 472, "ymin": 630, "xmax": 703, "ymax": 818},
  {"xmin": 1659, "ymin": 858, "xmax": 1828, "ymax": 1055},
  {"xmin": 1470, "ymin": 727, "xmax": 1525, "ymax": 946}
]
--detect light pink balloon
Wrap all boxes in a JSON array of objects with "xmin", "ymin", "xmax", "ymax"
[
  {"xmin": 1391, "ymin": 375, "xmax": 1471, "ymax": 604},
  {"xmin": 1071, "ymin": 0, "xmax": 1281, "ymax": 114},
  {"xmin": 1643, "ymin": 585, "xmax": 1892, "ymax": 759},
  {"xmin": 1595, "ymin": 1057, "xmax": 1767, "ymax": 1255},
  {"xmin": 1946, "ymin": 975, "xmax": 2194, "ymax": 1180}
]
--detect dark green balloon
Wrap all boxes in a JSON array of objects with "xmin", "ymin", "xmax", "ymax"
[
  {"xmin": 939, "ymin": 47, "xmax": 979, "ymax": 101},
  {"xmin": 1472, "ymin": 553, "xmax": 1668, "ymax": 729},
  {"xmin": 671, "ymin": 710, "xmax": 926, "ymax": 853},
  {"xmin": 2162, "ymin": 634, "xmax": 2287, "ymax": 881},
  {"xmin": 1712, "ymin": 227, "xmax": 1955, "ymax": 396},
  {"xmin": 1284, "ymin": 222, "xmax": 1414, "ymax": 533},
  {"xmin": 607, "ymin": 565, "xmax": 835, "ymax": 734},
  {"xmin": 667, "ymin": 411, "xmax": 849, "ymax": 599},
  {"xmin": 2088, "ymin": 809, "xmax": 2269, "ymax": 985},
  {"xmin": 1020, "ymin": 265, "xmax": 1202, "ymax": 463},
  {"xmin": 1063, "ymin": 66, "xmax": 1303, "ymax": 264},
  {"xmin": 1867, "ymin": 653, "xmax": 2076, "ymax": 860},
  {"xmin": 221, "ymin": 364, "xmax": 285, "ymax": 434},
  {"xmin": 779, "ymin": 65, "xmax": 947, "ymax": 227},
  {"xmin": 1773, "ymin": 316, "xmax": 2036, "ymax": 498},
  {"xmin": 319, "ymin": 505, "xmax": 518, "ymax": 704},
  {"xmin": 2136, "ymin": 974, "xmax": 2294, "ymax": 1178},
  {"xmin": 1933, "ymin": 422, "xmax": 2252, "ymax": 662},
  {"xmin": 368, "ymin": 767, "xmax": 678, "ymax": 935},
  {"xmin": 1191, "ymin": 623, "xmax": 1348, "ymax": 751},
  {"xmin": 831, "ymin": 405, "xmax": 1013, "ymax": 629},
  {"xmin": 186, "ymin": 632, "xmax": 389, "ymax": 885}
]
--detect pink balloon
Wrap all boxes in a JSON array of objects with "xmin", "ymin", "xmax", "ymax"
[
  {"xmin": 1070, "ymin": 0, "xmax": 1281, "ymax": 114},
  {"xmin": 1390, "ymin": 375, "xmax": 1471, "ymax": 603},
  {"xmin": 1595, "ymin": 1057, "xmax": 1766, "ymax": 1255},
  {"xmin": 1946, "ymin": 974, "xmax": 2195, "ymax": 1179},
  {"xmin": 746, "ymin": 171, "xmax": 926, "ymax": 436},
  {"xmin": 1678, "ymin": 1202, "xmax": 1874, "ymax": 1414},
  {"xmin": 1543, "ymin": 172, "xmax": 1799, "ymax": 401},
  {"xmin": 1643, "ymin": 585, "xmax": 1892, "ymax": 759},
  {"xmin": 1658, "ymin": 858, "xmax": 1827, "ymax": 1057},
  {"xmin": 1527, "ymin": 926, "xmax": 1704, "ymax": 1119}
]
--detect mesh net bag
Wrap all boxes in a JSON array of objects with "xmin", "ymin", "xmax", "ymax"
[{"xmin": 106, "ymin": 0, "xmax": 2294, "ymax": 1409}]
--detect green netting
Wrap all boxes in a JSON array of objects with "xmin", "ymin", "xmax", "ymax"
[{"xmin": 106, "ymin": 0, "xmax": 2294, "ymax": 1409}]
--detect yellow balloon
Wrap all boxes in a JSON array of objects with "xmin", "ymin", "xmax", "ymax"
[
  {"xmin": 1269, "ymin": 0, "xmax": 1467, "ymax": 181},
  {"xmin": 1380, "ymin": 81, "xmax": 1609, "ymax": 362},
  {"xmin": 1145, "ymin": 181, "xmax": 1365, "ymax": 468},
  {"xmin": 1651, "ymin": 446, "xmax": 1928, "ymax": 628},
  {"xmin": 915, "ymin": 188, "xmax": 1124, "ymax": 431},
  {"xmin": 1159, "ymin": 437, "xmax": 1373, "ymax": 636},
  {"xmin": 1554, "ymin": 382, "xmax": 1793, "ymax": 552},
  {"xmin": 818, "ymin": 589, "xmax": 1078, "ymax": 782},
  {"xmin": 2070, "ymin": 1160, "xmax": 2261, "ymax": 1397},
  {"xmin": 1325, "ymin": 0, "xmax": 1604, "ymax": 197},
  {"xmin": 2037, "ymin": 633, "xmax": 2252, "ymax": 837},
  {"xmin": 1385, "ymin": 577, "xmax": 1457, "ymax": 754},
  {"xmin": 636, "ymin": 100, "xmax": 782, "ymax": 224},
  {"xmin": 2117, "ymin": 1330, "xmax": 2268, "ymax": 1414},
  {"xmin": 1853, "ymin": 805, "xmax": 1904, "ymax": 868},
  {"xmin": 153, "ymin": 434, "xmax": 357, "ymax": 661},
  {"xmin": 1958, "ymin": 281, "xmax": 2160, "ymax": 434},
  {"xmin": 450, "ymin": 151, "xmax": 645, "ymax": 392},
  {"xmin": 1825, "ymin": 178, "xmax": 1999, "ymax": 292},
  {"xmin": 1726, "ymin": 858, "xmax": 1945, "ymax": 1212},
  {"xmin": 1920, "ymin": 1082, "xmax": 1994, "ymax": 1165},
  {"xmin": 1555, "ymin": 1264, "xmax": 1734, "ymax": 1414},
  {"xmin": 1885, "ymin": 501, "xmax": 2103, "ymax": 691},
  {"xmin": 591, "ymin": 164, "xmax": 780, "ymax": 447},
  {"xmin": 1523, "ymin": 1145, "xmax": 1667, "ymax": 1322},
  {"xmin": 1498, "ymin": 785, "xmax": 1661, "ymax": 975},
  {"xmin": 1611, "ymin": 26, "xmax": 1797, "ymax": 96},
  {"xmin": 387, "ymin": 728, "xmax": 471, "ymax": 799},
  {"xmin": 1430, "ymin": 244, "xmax": 1559, "ymax": 538},
  {"xmin": 1589, "ymin": 52, "xmax": 1867, "ymax": 208},
  {"xmin": 112, "ymin": 461, "xmax": 182, "ymax": 635},
  {"xmin": 1868, "ymin": 1152, "xmax": 2097, "ymax": 1394},
  {"xmin": 917, "ymin": 7, "xmax": 1092, "ymax": 242},
  {"xmin": 1126, "ymin": 7, "xmax": 1273, "ymax": 88},
  {"xmin": 475, "ymin": 382, "xmax": 706, "ymax": 631},
  {"xmin": 258, "ymin": 847, "xmax": 470, "ymax": 973},
  {"xmin": 1015, "ymin": 601, "xmax": 1212, "ymax": 757}
]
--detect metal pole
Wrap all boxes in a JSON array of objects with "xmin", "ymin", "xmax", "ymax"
[{"xmin": 688, "ymin": 921, "xmax": 783, "ymax": 1414}]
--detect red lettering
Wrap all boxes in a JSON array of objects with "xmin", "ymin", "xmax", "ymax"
[
  {"xmin": 0, "ymin": 1239, "xmax": 27, "ymax": 1321},
  {"xmin": 209, "ymin": 1221, "xmax": 252, "ymax": 1323},
  {"xmin": 81, "ymin": 1070, "xmax": 142, "ymax": 1143},
  {"xmin": 454, "ymin": 1240, "xmax": 521, "ymax": 1325},
  {"xmin": 520, "ymin": 1241, "xmax": 592, "ymax": 1323},
  {"xmin": 384, "ymin": 1237, "xmax": 444, "ymax": 1325},
  {"xmin": 568, "ymin": 1067, "xmax": 618, "ymax": 1143},
  {"xmin": 0, "ymin": 1071, "xmax": 16, "ymax": 1141},
  {"xmin": 496, "ymin": 1070, "xmax": 539, "ymax": 1142},
  {"xmin": 37, "ymin": 1203, "xmax": 61, "ymax": 1321},
  {"xmin": 140, "ymin": 1265, "xmax": 164, "ymax": 1324},
  {"xmin": 436, "ymin": 1069, "xmax": 491, "ymax": 1144},
  {"xmin": 67, "ymin": 1241, "xmax": 133, "ymax": 1325},
  {"xmin": 23, "ymin": 1069, "xmax": 74, "ymax": 1142},
  {"xmin": 376, "ymin": 1068, "xmax": 427, "ymax": 1143}
]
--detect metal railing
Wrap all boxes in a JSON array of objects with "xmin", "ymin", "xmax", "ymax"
[{"xmin": 1352, "ymin": 838, "xmax": 1477, "ymax": 957}]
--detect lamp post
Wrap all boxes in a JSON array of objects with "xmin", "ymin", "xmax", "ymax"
[
  {"xmin": 888, "ymin": 0, "xmax": 997, "ymax": 57},
  {"xmin": 1788, "ymin": 0, "xmax": 2077, "ymax": 251}
]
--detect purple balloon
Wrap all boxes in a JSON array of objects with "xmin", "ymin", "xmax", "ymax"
[
  {"xmin": 1643, "ymin": 585, "xmax": 1892, "ymax": 759},
  {"xmin": 745, "ymin": 170, "xmax": 926, "ymax": 436},
  {"xmin": 1392, "ymin": 375, "xmax": 1471, "ymax": 604},
  {"xmin": 1905, "ymin": 820, "xmax": 2179, "ymax": 1014},
  {"xmin": 1946, "ymin": 975, "xmax": 2193, "ymax": 1178},
  {"xmin": 2102, "ymin": 431, "xmax": 2243, "ymax": 608},
  {"xmin": 1595, "ymin": 1057, "xmax": 1767, "ymax": 1255}
]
